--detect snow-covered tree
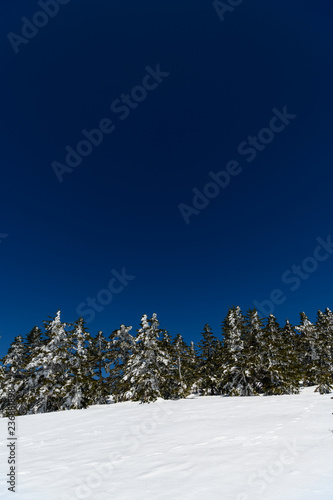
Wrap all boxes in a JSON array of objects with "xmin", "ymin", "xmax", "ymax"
[
  {"xmin": 89, "ymin": 330, "xmax": 110, "ymax": 404},
  {"xmin": 122, "ymin": 314, "xmax": 172, "ymax": 403},
  {"xmin": 281, "ymin": 319, "xmax": 301, "ymax": 383},
  {"xmin": 188, "ymin": 341, "xmax": 200, "ymax": 394},
  {"xmin": 25, "ymin": 311, "xmax": 71, "ymax": 413},
  {"xmin": 260, "ymin": 314, "xmax": 299, "ymax": 395},
  {"xmin": 221, "ymin": 306, "xmax": 256, "ymax": 396},
  {"xmin": 159, "ymin": 330, "xmax": 177, "ymax": 399},
  {"xmin": 197, "ymin": 324, "xmax": 220, "ymax": 395},
  {"xmin": 295, "ymin": 312, "xmax": 319, "ymax": 387},
  {"xmin": 0, "ymin": 362, "xmax": 4, "ymax": 415},
  {"xmin": 1, "ymin": 335, "xmax": 27, "ymax": 416},
  {"xmin": 313, "ymin": 309, "xmax": 333, "ymax": 393},
  {"xmin": 108, "ymin": 324, "xmax": 135, "ymax": 401},
  {"xmin": 261, "ymin": 314, "xmax": 283, "ymax": 394},
  {"xmin": 281, "ymin": 319, "xmax": 298, "ymax": 352},
  {"xmin": 61, "ymin": 318, "xmax": 94, "ymax": 410},
  {"xmin": 170, "ymin": 333, "xmax": 196, "ymax": 399},
  {"xmin": 277, "ymin": 319, "xmax": 301, "ymax": 394},
  {"xmin": 243, "ymin": 308, "xmax": 266, "ymax": 394},
  {"xmin": 23, "ymin": 326, "xmax": 45, "ymax": 414}
]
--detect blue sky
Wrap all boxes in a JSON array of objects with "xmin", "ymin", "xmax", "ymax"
[{"xmin": 1, "ymin": 0, "xmax": 333, "ymax": 355}]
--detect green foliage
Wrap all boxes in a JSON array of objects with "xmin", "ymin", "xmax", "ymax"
[
  {"xmin": 1, "ymin": 304, "xmax": 333, "ymax": 417},
  {"xmin": 221, "ymin": 307, "xmax": 258, "ymax": 396},
  {"xmin": 197, "ymin": 324, "xmax": 221, "ymax": 395},
  {"xmin": 89, "ymin": 330, "xmax": 110, "ymax": 404},
  {"xmin": 122, "ymin": 314, "xmax": 173, "ymax": 403}
]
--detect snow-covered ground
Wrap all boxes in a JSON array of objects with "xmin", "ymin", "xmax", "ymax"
[{"xmin": 0, "ymin": 387, "xmax": 332, "ymax": 500}]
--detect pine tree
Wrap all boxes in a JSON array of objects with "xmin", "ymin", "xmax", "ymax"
[
  {"xmin": 313, "ymin": 309, "xmax": 333, "ymax": 393},
  {"xmin": 261, "ymin": 314, "xmax": 282, "ymax": 394},
  {"xmin": 160, "ymin": 329, "xmax": 173, "ymax": 357},
  {"xmin": 108, "ymin": 324, "xmax": 135, "ymax": 401},
  {"xmin": 1, "ymin": 335, "xmax": 27, "ymax": 416},
  {"xmin": 221, "ymin": 306, "xmax": 256, "ymax": 396},
  {"xmin": 0, "ymin": 361, "xmax": 5, "ymax": 416},
  {"xmin": 243, "ymin": 308, "xmax": 266, "ymax": 394},
  {"xmin": 197, "ymin": 324, "xmax": 220, "ymax": 395},
  {"xmin": 159, "ymin": 330, "xmax": 176, "ymax": 399},
  {"xmin": 170, "ymin": 333, "xmax": 195, "ymax": 399},
  {"xmin": 278, "ymin": 319, "xmax": 300, "ymax": 394},
  {"xmin": 25, "ymin": 326, "xmax": 45, "ymax": 356},
  {"xmin": 261, "ymin": 314, "xmax": 299, "ymax": 395},
  {"xmin": 295, "ymin": 312, "xmax": 319, "ymax": 386},
  {"xmin": 62, "ymin": 318, "xmax": 94, "ymax": 410},
  {"xmin": 122, "ymin": 314, "xmax": 172, "ymax": 403},
  {"xmin": 89, "ymin": 330, "xmax": 110, "ymax": 404},
  {"xmin": 23, "ymin": 326, "xmax": 45, "ymax": 414},
  {"xmin": 25, "ymin": 311, "xmax": 71, "ymax": 413},
  {"xmin": 188, "ymin": 341, "xmax": 200, "ymax": 394}
]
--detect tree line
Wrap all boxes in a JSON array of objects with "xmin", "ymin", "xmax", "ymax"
[{"xmin": 1, "ymin": 306, "xmax": 332, "ymax": 416}]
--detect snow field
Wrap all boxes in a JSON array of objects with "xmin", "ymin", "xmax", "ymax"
[{"xmin": 0, "ymin": 387, "xmax": 332, "ymax": 500}]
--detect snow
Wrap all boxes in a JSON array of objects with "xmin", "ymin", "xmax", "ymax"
[{"xmin": 0, "ymin": 387, "xmax": 332, "ymax": 499}]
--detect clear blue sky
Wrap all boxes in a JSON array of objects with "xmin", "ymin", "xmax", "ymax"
[{"xmin": 1, "ymin": 0, "xmax": 333, "ymax": 355}]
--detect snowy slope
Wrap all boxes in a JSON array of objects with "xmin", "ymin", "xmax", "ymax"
[{"xmin": 0, "ymin": 387, "xmax": 332, "ymax": 500}]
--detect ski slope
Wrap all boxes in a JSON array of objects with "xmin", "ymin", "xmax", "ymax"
[{"xmin": 0, "ymin": 387, "xmax": 332, "ymax": 500}]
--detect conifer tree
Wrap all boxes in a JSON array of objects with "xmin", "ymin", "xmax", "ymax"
[
  {"xmin": 170, "ymin": 333, "xmax": 195, "ymax": 399},
  {"xmin": 108, "ymin": 324, "xmax": 135, "ymax": 401},
  {"xmin": 261, "ymin": 314, "xmax": 283, "ymax": 394},
  {"xmin": 188, "ymin": 341, "xmax": 200, "ymax": 394},
  {"xmin": 25, "ymin": 326, "xmax": 45, "ymax": 357},
  {"xmin": 197, "ymin": 324, "xmax": 220, "ymax": 395},
  {"xmin": 25, "ymin": 311, "xmax": 71, "ymax": 413},
  {"xmin": 0, "ymin": 361, "xmax": 4, "ymax": 415},
  {"xmin": 122, "ymin": 314, "xmax": 172, "ymax": 403},
  {"xmin": 261, "ymin": 314, "xmax": 299, "ymax": 395},
  {"xmin": 159, "ymin": 330, "xmax": 177, "ymax": 399},
  {"xmin": 295, "ymin": 312, "xmax": 319, "ymax": 386},
  {"xmin": 313, "ymin": 309, "xmax": 333, "ymax": 393},
  {"xmin": 1, "ymin": 335, "xmax": 27, "ymax": 415},
  {"xmin": 62, "ymin": 318, "xmax": 94, "ymax": 410},
  {"xmin": 278, "ymin": 319, "xmax": 301, "ymax": 394},
  {"xmin": 89, "ymin": 330, "xmax": 110, "ymax": 404},
  {"xmin": 23, "ymin": 326, "xmax": 45, "ymax": 414},
  {"xmin": 281, "ymin": 319, "xmax": 298, "ymax": 351},
  {"xmin": 221, "ymin": 306, "xmax": 257, "ymax": 396},
  {"xmin": 243, "ymin": 308, "xmax": 265, "ymax": 394}
]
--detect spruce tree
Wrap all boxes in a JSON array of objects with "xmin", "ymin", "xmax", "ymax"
[
  {"xmin": 197, "ymin": 324, "xmax": 220, "ymax": 395},
  {"xmin": 313, "ymin": 309, "xmax": 333, "ymax": 393},
  {"xmin": 108, "ymin": 324, "xmax": 135, "ymax": 401},
  {"xmin": 295, "ymin": 312, "xmax": 319, "ymax": 386},
  {"xmin": 0, "ymin": 360, "xmax": 5, "ymax": 416},
  {"xmin": 25, "ymin": 311, "xmax": 71, "ymax": 413},
  {"xmin": 261, "ymin": 314, "xmax": 282, "ymax": 394},
  {"xmin": 89, "ymin": 330, "xmax": 110, "ymax": 404},
  {"xmin": 159, "ymin": 330, "xmax": 177, "ymax": 399},
  {"xmin": 188, "ymin": 341, "xmax": 200, "ymax": 394},
  {"xmin": 170, "ymin": 334, "xmax": 195, "ymax": 399},
  {"xmin": 1, "ymin": 335, "xmax": 27, "ymax": 416},
  {"xmin": 261, "ymin": 314, "xmax": 299, "ymax": 395},
  {"xmin": 62, "ymin": 318, "xmax": 94, "ymax": 410},
  {"xmin": 221, "ymin": 306, "xmax": 255, "ymax": 396},
  {"xmin": 122, "ymin": 314, "xmax": 172, "ymax": 403},
  {"xmin": 243, "ymin": 308, "xmax": 266, "ymax": 394},
  {"xmin": 23, "ymin": 326, "xmax": 45, "ymax": 414},
  {"xmin": 281, "ymin": 319, "xmax": 301, "ymax": 388}
]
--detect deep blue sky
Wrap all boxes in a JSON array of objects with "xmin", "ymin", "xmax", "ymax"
[{"xmin": 1, "ymin": 0, "xmax": 333, "ymax": 355}]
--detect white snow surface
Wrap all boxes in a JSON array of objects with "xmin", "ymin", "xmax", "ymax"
[{"xmin": 1, "ymin": 387, "xmax": 332, "ymax": 500}]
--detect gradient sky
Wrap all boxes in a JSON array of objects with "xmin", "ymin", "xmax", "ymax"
[{"xmin": 1, "ymin": 0, "xmax": 333, "ymax": 356}]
